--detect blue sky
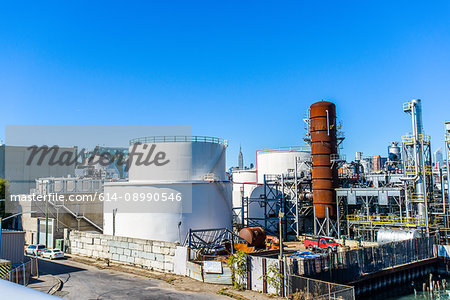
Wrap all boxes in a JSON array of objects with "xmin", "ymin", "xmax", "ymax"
[{"xmin": 1, "ymin": 1, "xmax": 449, "ymax": 168}]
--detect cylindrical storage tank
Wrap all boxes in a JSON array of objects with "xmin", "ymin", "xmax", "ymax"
[
  {"xmin": 128, "ymin": 136, "xmax": 227, "ymax": 182},
  {"xmin": 103, "ymin": 136, "xmax": 232, "ymax": 243},
  {"xmin": 310, "ymin": 101, "xmax": 338, "ymax": 218},
  {"xmin": 238, "ymin": 227, "xmax": 266, "ymax": 247},
  {"xmin": 388, "ymin": 142, "xmax": 401, "ymax": 162},
  {"xmin": 256, "ymin": 148, "xmax": 311, "ymax": 184},
  {"xmin": 232, "ymin": 169, "xmax": 257, "ymax": 185},
  {"xmin": 232, "ymin": 169, "xmax": 258, "ymax": 224},
  {"xmin": 377, "ymin": 228, "xmax": 421, "ymax": 245}
]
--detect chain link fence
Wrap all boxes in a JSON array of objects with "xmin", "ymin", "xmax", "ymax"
[
  {"xmin": 286, "ymin": 274, "xmax": 355, "ymax": 300},
  {"xmin": 292, "ymin": 236, "xmax": 436, "ymax": 282},
  {"xmin": 0, "ymin": 257, "xmax": 38, "ymax": 286}
]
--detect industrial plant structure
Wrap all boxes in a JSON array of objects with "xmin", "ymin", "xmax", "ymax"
[
  {"xmin": 232, "ymin": 99, "xmax": 450, "ymax": 244},
  {"xmin": 3, "ymin": 99, "xmax": 446, "ymax": 300}
]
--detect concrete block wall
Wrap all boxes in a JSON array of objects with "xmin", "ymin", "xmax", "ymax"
[{"xmin": 68, "ymin": 231, "xmax": 177, "ymax": 273}]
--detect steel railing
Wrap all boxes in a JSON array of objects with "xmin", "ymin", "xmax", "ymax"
[
  {"xmin": 401, "ymin": 134, "xmax": 431, "ymax": 144},
  {"xmin": 347, "ymin": 214, "xmax": 426, "ymax": 227},
  {"xmin": 129, "ymin": 135, "xmax": 227, "ymax": 146},
  {"xmin": 256, "ymin": 146, "xmax": 311, "ymax": 153},
  {"xmin": 404, "ymin": 165, "xmax": 433, "ymax": 175},
  {"xmin": 330, "ymin": 153, "xmax": 346, "ymax": 162}
]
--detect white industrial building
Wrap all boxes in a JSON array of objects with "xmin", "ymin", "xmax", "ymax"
[
  {"xmin": 0, "ymin": 145, "xmax": 76, "ymax": 237},
  {"xmin": 0, "ymin": 145, "xmax": 76, "ymax": 195}
]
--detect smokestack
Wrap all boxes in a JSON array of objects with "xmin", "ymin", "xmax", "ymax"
[{"xmin": 310, "ymin": 101, "xmax": 338, "ymax": 218}]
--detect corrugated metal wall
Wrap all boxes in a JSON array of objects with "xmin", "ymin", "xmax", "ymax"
[{"xmin": 1, "ymin": 231, "xmax": 25, "ymax": 265}]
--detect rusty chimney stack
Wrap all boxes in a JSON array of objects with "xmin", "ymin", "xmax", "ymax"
[{"xmin": 310, "ymin": 101, "xmax": 338, "ymax": 219}]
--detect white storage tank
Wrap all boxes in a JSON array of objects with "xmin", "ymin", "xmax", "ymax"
[
  {"xmin": 231, "ymin": 169, "xmax": 257, "ymax": 225},
  {"xmin": 232, "ymin": 169, "xmax": 257, "ymax": 208},
  {"xmin": 256, "ymin": 148, "xmax": 311, "ymax": 184},
  {"xmin": 377, "ymin": 228, "xmax": 421, "ymax": 245},
  {"xmin": 103, "ymin": 136, "xmax": 232, "ymax": 243}
]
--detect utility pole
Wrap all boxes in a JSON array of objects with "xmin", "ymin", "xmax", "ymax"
[
  {"xmin": 278, "ymin": 209, "xmax": 284, "ymax": 259},
  {"xmin": 45, "ymin": 180, "xmax": 49, "ymax": 248},
  {"xmin": 278, "ymin": 204, "xmax": 285, "ymax": 297},
  {"xmin": 279, "ymin": 175, "xmax": 284, "ymax": 260},
  {"xmin": 112, "ymin": 208, "xmax": 118, "ymax": 236}
]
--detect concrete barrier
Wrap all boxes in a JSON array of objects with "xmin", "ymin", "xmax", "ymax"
[{"xmin": 68, "ymin": 230, "xmax": 177, "ymax": 273}]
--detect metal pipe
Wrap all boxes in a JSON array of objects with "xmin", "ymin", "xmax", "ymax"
[
  {"xmin": 313, "ymin": 206, "xmax": 317, "ymax": 235},
  {"xmin": 441, "ymin": 168, "xmax": 446, "ymax": 215},
  {"xmin": 413, "ymin": 100, "xmax": 425, "ymax": 217},
  {"xmin": 337, "ymin": 198, "xmax": 341, "ymax": 238},
  {"xmin": 241, "ymin": 186, "xmax": 245, "ymax": 229},
  {"xmin": 326, "ymin": 207, "xmax": 330, "ymax": 236},
  {"xmin": 446, "ymin": 128, "xmax": 450, "ymax": 232},
  {"xmin": 402, "ymin": 138, "xmax": 411, "ymax": 219},
  {"xmin": 326, "ymin": 110, "xmax": 330, "ymax": 136},
  {"xmin": 282, "ymin": 175, "xmax": 285, "ymax": 239},
  {"xmin": 45, "ymin": 181, "xmax": 49, "ymax": 248},
  {"xmin": 421, "ymin": 139, "xmax": 429, "ymax": 236},
  {"xmin": 264, "ymin": 174, "xmax": 267, "ymax": 231},
  {"xmin": 294, "ymin": 156, "xmax": 299, "ymax": 236},
  {"xmin": 404, "ymin": 181, "xmax": 410, "ymax": 218},
  {"xmin": 399, "ymin": 174, "xmax": 420, "ymax": 182},
  {"xmin": 279, "ymin": 176, "xmax": 284, "ymax": 260},
  {"xmin": 441, "ymin": 168, "xmax": 447, "ymax": 238}
]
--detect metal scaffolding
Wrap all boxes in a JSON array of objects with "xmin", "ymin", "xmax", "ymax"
[
  {"xmin": 242, "ymin": 161, "xmax": 313, "ymax": 240},
  {"xmin": 336, "ymin": 187, "xmax": 407, "ymax": 240},
  {"xmin": 334, "ymin": 100, "xmax": 440, "ymax": 241}
]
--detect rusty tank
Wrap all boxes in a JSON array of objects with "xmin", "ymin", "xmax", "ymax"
[
  {"xmin": 310, "ymin": 100, "xmax": 338, "ymax": 218},
  {"xmin": 238, "ymin": 227, "xmax": 266, "ymax": 248}
]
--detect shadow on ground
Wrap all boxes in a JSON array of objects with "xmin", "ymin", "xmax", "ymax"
[{"xmin": 37, "ymin": 258, "xmax": 86, "ymax": 276}]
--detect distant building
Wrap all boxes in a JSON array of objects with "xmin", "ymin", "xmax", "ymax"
[
  {"xmin": 76, "ymin": 146, "xmax": 129, "ymax": 179},
  {"xmin": 372, "ymin": 155, "xmax": 382, "ymax": 172},
  {"xmin": 339, "ymin": 163, "xmax": 358, "ymax": 179},
  {"xmin": 0, "ymin": 145, "xmax": 76, "ymax": 195},
  {"xmin": 360, "ymin": 157, "xmax": 372, "ymax": 174},
  {"xmin": 238, "ymin": 146, "xmax": 244, "ymax": 169},
  {"xmin": 434, "ymin": 148, "xmax": 443, "ymax": 170}
]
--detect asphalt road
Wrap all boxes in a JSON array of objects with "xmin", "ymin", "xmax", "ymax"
[{"xmin": 35, "ymin": 257, "xmax": 226, "ymax": 300}]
